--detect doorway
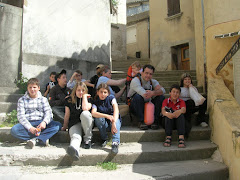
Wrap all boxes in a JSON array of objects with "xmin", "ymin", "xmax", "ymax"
[{"xmin": 171, "ymin": 43, "xmax": 190, "ymax": 70}]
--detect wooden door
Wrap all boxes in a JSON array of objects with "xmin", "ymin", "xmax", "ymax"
[{"xmin": 181, "ymin": 46, "xmax": 190, "ymax": 70}]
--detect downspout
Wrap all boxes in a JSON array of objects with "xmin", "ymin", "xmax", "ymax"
[
  {"xmin": 148, "ymin": 17, "xmax": 150, "ymax": 59},
  {"xmin": 201, "ymin": 0, "xmax": 207, "ymax": 93}
]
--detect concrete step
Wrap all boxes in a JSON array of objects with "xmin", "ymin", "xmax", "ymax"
[
  {"xmin": 112, "ymin": 74, "xmax": 197, "ymax": 81},
  {"xmin": 0, "ymin": 159, "xmax": 228, "ymax": 180},
  {"xmin": 0, "ymin": 94, "xmax": 22, "ymax": 103},
  {"xmin": 0, "ymin": 140, "xmax": 217, "ymax": 166},
  {"xmin": 0, "ymin": 126, "xmax": 211, "ymax": 143},
  {"xmin": 0, "ymin": 87, "xmax": 22, "ymax": 94},
  {"xmin": 0, "ymin": 102, "xmax": 17, "ymax": 113}
]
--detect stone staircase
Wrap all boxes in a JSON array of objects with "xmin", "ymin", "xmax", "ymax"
[
  {"xmin": 0, "ymin": 87, "xmax": 22, "ymax": 123},
  {"xmin": 0, "ymin": 59, "xmax": 229, "ymax": 179}
]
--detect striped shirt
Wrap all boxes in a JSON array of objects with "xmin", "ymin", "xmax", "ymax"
[{"xmin": 17, "ymin": 91, "xmax": 53, "ymax": 130}]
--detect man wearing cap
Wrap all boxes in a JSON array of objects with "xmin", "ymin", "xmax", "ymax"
[
  {"xmin": 49, "ymin": 69, "xmax": 71, "ymax": 123},
  {"xmin": 85, "ymin": 64, "xmax": 105, "ymax": 97}
]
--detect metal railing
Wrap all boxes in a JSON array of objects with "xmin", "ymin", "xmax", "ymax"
[{"xmin": 216, "ymin": 36, "xmax": 240, "ymax": 74}]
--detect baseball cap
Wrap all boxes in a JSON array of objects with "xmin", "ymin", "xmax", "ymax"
[
  {"xmin": 96, "ymin": 64, "xmax": 104, "ymax": 69},
  {"xmin": 56, "ymin": 69, "xmax": 67, "ymax": 79}
]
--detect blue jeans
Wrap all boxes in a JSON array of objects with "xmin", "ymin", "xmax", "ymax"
[
  {"xmin": 11, "ymin": 120, "xmax": 62, "ymax": 143},
  {"xmin": 130, "ymin": 94, "xmax": 165, "ymax": 124},
  {"xmin": 94, "ymin": 117, "xmax": 121, "ymax": 143}
]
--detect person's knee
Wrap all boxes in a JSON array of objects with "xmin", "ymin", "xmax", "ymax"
[
  {"xmin": 80, "ymin": 111, "xmax": 93, "ymax": 121},
  {"xmin": 10, "ymin": 125, "xmax": 18, "ymax": 137}
]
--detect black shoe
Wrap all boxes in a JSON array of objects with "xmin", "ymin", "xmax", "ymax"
[
  {"xmin": 101, "ymin": 140, "xmax": 108, "ymax": 147},
  {"xmin": 138, "ymin": 122, "xmax": 148, "ymax": 130},
  {"xmin": 151, "ymin": 123, "xmax": 159, "ymax": 130},
  {"xmin": 67, "ymin": 146, "xmax": 79, "ymax": 161},
  {"xmin": 84, "ymin": 141, "xmax": 92, "ymax": 149},
  {"xmin": 111, "ymin": 143, "xmax": 119, "ymax": 154}
]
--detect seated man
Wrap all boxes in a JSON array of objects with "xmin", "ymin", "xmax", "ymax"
[
  {"xmin": 128, "ymin": 64, "xmax": 165, "ymax": 130},
  {"xmin": 11, "ymin": 78, "xmax": 62, "ymax": 149},
  {"xmin": 67, "ymin": 70, "xmax": 86, "ymax": 89},
  {"xmin": 49, "ymin": 69, "xmax": 71, "ymax": 123},
  {"xmin": 161, "ymin": 84, "xmax": 186, "ymax": 148}
]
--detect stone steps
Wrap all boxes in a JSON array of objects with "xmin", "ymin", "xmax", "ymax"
[
  {"xmin": 0, "ymin": 102, "xmax": 17, "ymax": 114},
  {"xmin": 0, "ymin": 159, "xmax": 228, "ymax": 180},
  {"xmin": 0, "ymin": 126, "xmax": 211, "ymax": 143},
  {"xmin": 0, "ymin": 140, "xmax": 217, "ymax": 166},
  {"xmin": 0, "ymin": 94, "xmax": 22, "ymax": 102}
]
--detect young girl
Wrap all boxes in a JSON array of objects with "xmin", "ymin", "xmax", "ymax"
[
  {"xmin": 91, "ymin": 83, "xmax": 121, "ymax": 154},
  {"xmin": 179, "ymin": 73, "xmax": 208, "ymax": 133},
  {"xmin": 62, "ymin": 82, "xmax": 93, "ymax": 161}
]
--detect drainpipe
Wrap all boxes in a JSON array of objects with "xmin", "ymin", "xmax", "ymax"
[
  {"xmin": 148, "ymin": 17, "xmax": 150, "ymax": 59},
  {"xmin": 201, "ymin": 0, "xmax": 207, "ymax": 93}
]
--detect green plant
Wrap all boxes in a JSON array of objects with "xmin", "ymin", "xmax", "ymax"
[
  {"xmin": 0, "ymin": 110, "xmax": 18, "ymax": 127},
  {"xmin": 97, "ymin": 162, "xmax": 118, "ymax": 170},
  {"xmin": 14, "ymin": 72, "xmax": 28, "ymax": 94}
]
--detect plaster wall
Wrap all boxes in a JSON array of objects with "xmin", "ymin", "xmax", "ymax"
[
  {"xmin": 208, "ymin": 78, "xmax": 240, "ymax": 180},
  {"xmin": 127, "ymin": 20, "xmax": 149, "ymax": 59},
  {"xmin": 111, "ymin": 0, "xmax": 127, "ymax": 61},
  {"xmin": 192, "ymin": 0, "xmax": 205, "ymax": 87},
  {"xmin": 149, "ymin": 0, "xmax": 195, "ymax": 71},
  {"xmin": 0, "ymin": 3, "xmax": 22, "ymax": 87},
  {"xmin": 205, "ymin": 20, "xmax": 240, "ymax": 95},
  {"xmin": 233, "ymin": 50, "xmax": 240, "ymax": 105},
  {"xmin": 22, "ymin": 0, "xmax": 111, "ymax": 88}
]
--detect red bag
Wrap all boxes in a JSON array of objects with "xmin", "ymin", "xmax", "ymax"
[{"xmin": 144, "ymin": 101, "xmax": 155, "ymax": 125}]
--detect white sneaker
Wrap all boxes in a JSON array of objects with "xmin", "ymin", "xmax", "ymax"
[
  {"xmin": 200, "ymin": 122, "xmax": 208, "ymax": 127},
  {"xmin": 27, "ymin": 138, "xmax": 37, "ymax": 149},
  {"xmin": 45, "ymin": 139, "xmax": 49, "ymax": 146}
]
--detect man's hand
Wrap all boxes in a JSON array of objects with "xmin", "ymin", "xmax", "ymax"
[
  {"xmin": 143, "ymin": 90, "xmax": 154, "ymax": 99},
  {"xmin": 29, "ymin": 127, "xmax": 37, "ymax": 134},
  {"xmin": 37, "ymin": 121, "xmax": 46, "ymax": 130}
]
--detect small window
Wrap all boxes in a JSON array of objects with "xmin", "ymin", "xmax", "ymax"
[{"xmin": 167, "ymin": 0, "xmax": 180, "ymax": 17}]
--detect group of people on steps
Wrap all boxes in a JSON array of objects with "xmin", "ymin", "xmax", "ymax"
[{"xmin": 10, "ymin": 62, "xmax": 208, "ymax": 161}]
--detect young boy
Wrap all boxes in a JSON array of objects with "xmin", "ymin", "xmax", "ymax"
[
  {"xmin": 67, "ymin": 70, "xmax": 86, "ymax": 89},
  {"xmin": 11, "ymin": 78, "xmax": 62, "ymax": 148},
  {"xmin": 44, "ymin": 72, "xmax": 57, "ymax": 97},
  {"xmin": 161, "ymin": 84, "xmax": 186, "ymax": 148}
]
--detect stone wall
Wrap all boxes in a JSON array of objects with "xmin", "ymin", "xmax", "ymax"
[{"xmin": 22, "ymin": 0, "xmax": 111, "ymax": 88}]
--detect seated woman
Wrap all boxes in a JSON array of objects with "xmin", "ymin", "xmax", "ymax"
[
  {"xmin": 179, "ymin": 73, "xmax": 208, "ymax": 135},
  {"xmin": 91, "ymin": 83, "xmax": 121, "ymax": 154},
  {"xmin": 62, "ymin": 82, "xmax": 94, "ymax": 161}
]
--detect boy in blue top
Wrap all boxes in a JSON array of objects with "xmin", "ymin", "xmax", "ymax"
[
  {"xmin": 11, "ymin": 78, "xmax": 62, "ymax": 148},
  {"xmin": 91, "ymin": 83, "xmax": 121, "ymax": 154}
]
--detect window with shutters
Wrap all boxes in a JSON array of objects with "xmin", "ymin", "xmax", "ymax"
[{"xmin": 167, "ymin": 0, "xmax": 180, "ymax": 17}]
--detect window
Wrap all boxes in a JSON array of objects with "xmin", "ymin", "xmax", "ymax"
[{"xmin": 167, "ymin": 0, "xmax": 180, "ymax": 17}]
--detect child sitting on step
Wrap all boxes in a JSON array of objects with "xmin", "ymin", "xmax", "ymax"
[
  {"xmin": 162, "ymin": 84, "xmax": 186, "ymax": 148},
  {"xmin": 61, "ymin": 82, "xmax": 94, "ymax": 161},
  {"xmin": 11, "ymin": 78, "xmax": 62, "ymax": 149},
  {"xmin": 91, "ymin": 83, "xmax": 122, "ymax": 154}
]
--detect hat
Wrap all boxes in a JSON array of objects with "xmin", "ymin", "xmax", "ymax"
[
  {"xmin": 96, "ymin": 64, "xmax": 104, "ymax": 69},
  {"xmin": 56, "ymin": 69, "xmax": 67, "ymax": 79}
]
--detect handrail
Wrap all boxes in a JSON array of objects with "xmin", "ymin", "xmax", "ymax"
[{"xmin": 216, "ymin": 36, "xmax": 240, "ymax": 74}]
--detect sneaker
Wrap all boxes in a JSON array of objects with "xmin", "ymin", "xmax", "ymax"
[
  {"xmin": 38, "ymin": 139, "xmax": 50, "ymax": 146},
  {"xmin": 151, "ymin": 123, "xmax": 159, "ymax": 130},
  {"xmin": 200, "ymin": 122, "xmax": 208, "ymax": 127},
  {"xmin": 111, "ymin": 142, "xmax": 119, "ymax": 154},
  {"xmin": 84, "ymin": 140, "xmax": 92, "ymax": 149},
  {"xmin": 27, "ymin": 138, "xmax": 37, "ymax": 149},
  {"xmin": 67, "ymin": 146, "xmax": 79, "ymax": 161},
  {"xmin": 138, "ymin": 122, "xmax": 148, "ymax": 130},
  {"xmin": 101, "ymin": 140, "xmax": 108, "ymax": 147}
]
